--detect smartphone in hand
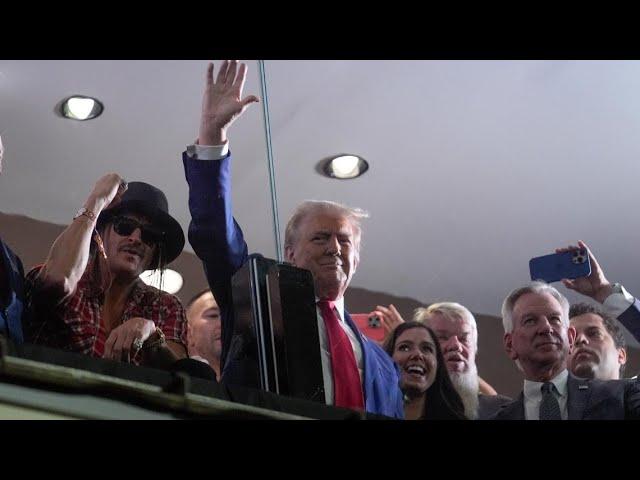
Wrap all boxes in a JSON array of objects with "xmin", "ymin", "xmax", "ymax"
[
  {"xmin": 351, "ymin": 313, "xmax": 386, "ymax": 342},
  {"xmin": 529, "ymin": 250, "xmax": 591, "ymax": 283}
]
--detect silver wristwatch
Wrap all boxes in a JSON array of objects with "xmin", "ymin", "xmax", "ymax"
[{"xmin": 611, "ymin": 283, "xmax": 624, "ymax": 295}]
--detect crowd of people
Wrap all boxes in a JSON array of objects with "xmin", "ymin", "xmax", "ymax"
[{"xmin": 1, "ymin": 61, "xmax": 639, "ymax": 419}]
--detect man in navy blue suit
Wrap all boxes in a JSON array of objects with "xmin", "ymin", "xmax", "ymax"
[
  {"xmin": 492, "ymin": 281, "xmax": 640, "ymax": 420},
  {"xmin": 0, "ymin": 134, "xmax": 26, "ymax": 345},
  {"xmin": 182, "ymin": 61, "xmax": 403, "ymax": 418}
]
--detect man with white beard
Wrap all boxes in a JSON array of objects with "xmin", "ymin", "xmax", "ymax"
[{"xmin": 415, "ymin": 302, "xmax": 511, "ymax": 419}]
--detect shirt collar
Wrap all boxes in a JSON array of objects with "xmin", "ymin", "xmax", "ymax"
[
  {"xmin": 316, "ymin": 296, "xmax": 345, "ymax": 322},
  {"xmin": 524, "ymin": 368, "xmax": 569, "ymax": 399}
]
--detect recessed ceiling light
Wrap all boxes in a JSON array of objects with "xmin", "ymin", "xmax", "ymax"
[
  {"xmin": 60, "ymin": 95, "xmax": 104, "ymax": 121},
  {"xmin": 320, "ymin": 154, "xmax": 369, "ymax": 179},
  {"xmin": 139, "ymin": 269, "xmax": 184, "ymax": 295}
]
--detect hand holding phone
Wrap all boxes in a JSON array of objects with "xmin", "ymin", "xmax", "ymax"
[
  {"xmin": 529, "ymin": 249, "xmax": 591, "ymax": 284},
  {"xmin": 554, "ymin": 240, "xmax": 613, "ymax": 303},
  {"xmin": 351, "ymin": 313, "xmax": 386, "ymax": 342},
  {"xmin": 372, "ymin": 304, "xmax": 405, "ymax": 334}
]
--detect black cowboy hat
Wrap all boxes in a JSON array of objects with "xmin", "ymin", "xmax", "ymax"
[{"xmin": 97, "ymin": 181, "xmax": 185, "ymax": 266}]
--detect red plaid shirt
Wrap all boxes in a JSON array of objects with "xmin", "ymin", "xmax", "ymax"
[{"xmin": 25, "ymin": 265, "xmax": 187, "ymax": 363}]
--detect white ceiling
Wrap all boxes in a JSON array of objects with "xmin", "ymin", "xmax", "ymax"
[{"xmin": 2, "ymin": 60, "xmax": 639, "ymax": 344}]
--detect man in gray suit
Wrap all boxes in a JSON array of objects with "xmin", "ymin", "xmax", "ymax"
[{"xmin": 492, "ymin": 281, "xmax": 640, "ymax": 420}]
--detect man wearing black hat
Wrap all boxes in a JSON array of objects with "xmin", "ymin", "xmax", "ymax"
[{"xmin": 24, "ymin": 173, "xmax": 188, "ymax": 366}]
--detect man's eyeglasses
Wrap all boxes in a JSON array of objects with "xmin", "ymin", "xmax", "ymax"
[{"xmin": 112, "ymin": 216, "xmax": 164, "ymax": 246}]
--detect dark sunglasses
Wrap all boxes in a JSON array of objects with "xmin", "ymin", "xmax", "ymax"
[{"xmin": 112, "ymin": 216, "xmax": 164, "ymax": 246}]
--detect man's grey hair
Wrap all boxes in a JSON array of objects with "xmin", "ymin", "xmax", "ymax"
[
  {"xmin": 501, "ymin": 281, "xmax": 570, "ymax": 333},
  {"xmin": 284, "ymin": 200, "xmax": 369, "ymax": 254},
  {"xmin": 414, "ymin": 302, "xmax": 478, "ymax": 350}
]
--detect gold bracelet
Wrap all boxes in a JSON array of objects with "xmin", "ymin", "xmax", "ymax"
[{"xmin": 73, "ymin": 207, "xmax": 96, "ymax": 222}]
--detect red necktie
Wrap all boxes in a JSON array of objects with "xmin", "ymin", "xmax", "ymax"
[{"xmin": 317, "ymin": 300, "xmax": 365, "ymax": 410}]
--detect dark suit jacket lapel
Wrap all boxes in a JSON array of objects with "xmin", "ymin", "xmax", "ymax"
[
  {"xmin": 343, "ymin": 310, "xmax": 367, "ymax": 381},
  {"xmin": 497, "ymin": 392, "xmax": 526, "ymax": 420},
  {"xmin": 567, "ymin": 374, "xmax": 592, "ymax": 420}
]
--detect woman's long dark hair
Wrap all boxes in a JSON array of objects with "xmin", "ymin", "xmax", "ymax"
[{"xmin": 383, "ymin": 321, "xmax": 466, "ymax": 420}]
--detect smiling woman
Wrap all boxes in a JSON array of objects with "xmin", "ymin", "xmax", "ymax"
[{"xmin": 383, "ymin": 322, "xmax": 467, "ymax": 420}]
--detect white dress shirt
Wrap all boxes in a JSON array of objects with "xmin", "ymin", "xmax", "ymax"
[
  {"xmin": 189, "ymin": 355, "xmax": 210, "ymax": 365},
  {"xmin": 603, "ymin": 284, "xmax": 635, "ymax": 317},
  {"xmin": 186, "ymin": 143, "xmax": 229, "ymax": 160},
  {"xmin": 523, "ymin": 369, "xmax": 569, "ymax": 420}
]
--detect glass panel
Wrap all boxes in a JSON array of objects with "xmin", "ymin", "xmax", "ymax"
[
  {"xmin": 258, "ymin": 60, "xmax": 640, "ymax": 396},
  {"xmin": 0, "ymin": 60, "xmax": 278, "ymax": 304}
]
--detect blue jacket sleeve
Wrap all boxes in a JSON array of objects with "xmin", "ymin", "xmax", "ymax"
[{"xmin": 182, "ymin": 151, "xmax": 248, "ymax": 370}]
